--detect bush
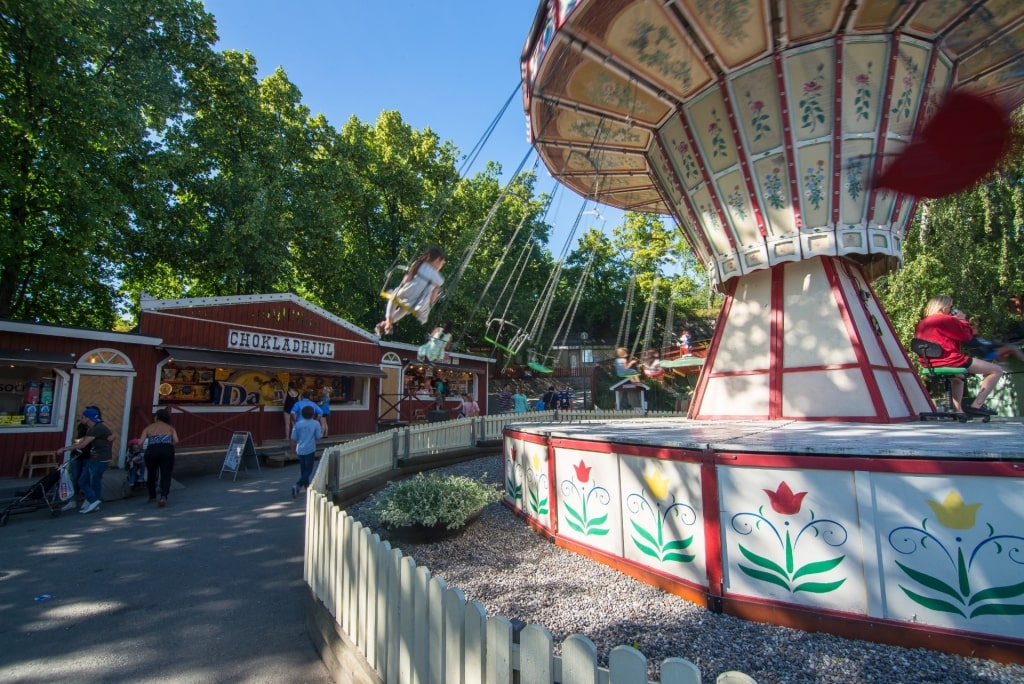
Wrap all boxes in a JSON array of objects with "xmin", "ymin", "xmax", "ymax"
[{"xmin": 367, "ymin": 473, "xmax": 502, "ymax": 530}]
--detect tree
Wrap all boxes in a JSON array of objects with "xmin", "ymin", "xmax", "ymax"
[
  {"xmin": 877, "ymin": 130, "xmax": 1024, "ymax": 346},
  {"xmin": 0, "ymin": 0, "xmax": 218, "ymax": 326}
]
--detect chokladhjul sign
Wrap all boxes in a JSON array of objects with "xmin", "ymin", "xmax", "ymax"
[{"xmin": 226, "ymin": 330, "xmax": 335, "ymax": 359}]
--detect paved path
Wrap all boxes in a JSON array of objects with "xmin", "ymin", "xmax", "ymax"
[{"xmin": 0, "ymin": 464, "xmax": 333, "ymax": 683}]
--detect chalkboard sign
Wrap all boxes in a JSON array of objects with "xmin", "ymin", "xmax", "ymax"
[{"xmin": 219, "ymin": 431, "xmax": 260, "ymax": 480}]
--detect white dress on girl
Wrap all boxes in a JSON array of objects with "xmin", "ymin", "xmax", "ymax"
[
  {"xmin": 418, "ymin": 327, "xmax": 452, "ymax": 363},
  {"xmin": 383, "ymin": 262, "xmax": 444, "ymax": 325}
]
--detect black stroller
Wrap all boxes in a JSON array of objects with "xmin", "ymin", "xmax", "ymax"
[{"xmin": 0, "ymin": 459, "xmax": 72, "ymax": 526}]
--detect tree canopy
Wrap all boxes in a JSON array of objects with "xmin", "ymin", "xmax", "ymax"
[{"xmin": 17, "ymin": 0, "xmax": 1023, "ymax": 364}]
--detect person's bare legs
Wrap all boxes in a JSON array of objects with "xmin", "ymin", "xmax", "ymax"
[
  {"xmin": 283, "ymin": 412, "xmax": 293, "ymax": 442},
  {"xmin": 965, "ymin": 358, "xmax": 1004, "ymax": 409},
  {"xmin": 950, "ymin": 377, "xmax": 965, "ymax": 412}
]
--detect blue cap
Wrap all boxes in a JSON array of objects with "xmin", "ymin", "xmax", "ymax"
[{"xmin": 82, "ymin": 408, "xmax": 101, "ymax": 422}]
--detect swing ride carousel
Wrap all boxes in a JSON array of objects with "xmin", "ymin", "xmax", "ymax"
[{"xmin": 499, "ymin": 0, "xmax": 1024, "ymax": 663}]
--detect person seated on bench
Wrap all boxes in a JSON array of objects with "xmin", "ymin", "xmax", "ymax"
[{"xmin": 914, "ymin": 295, "xmax": 1003, "ymax": 415}]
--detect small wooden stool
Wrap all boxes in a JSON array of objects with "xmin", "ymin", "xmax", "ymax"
[{"xmin": 20, "ymin": 450, "xmax": 61, "ymax": 478}]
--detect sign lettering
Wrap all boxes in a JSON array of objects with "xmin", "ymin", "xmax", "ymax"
[{"xmin": 227, "ymin": 330, "xmax": 334, "ymax": 359}]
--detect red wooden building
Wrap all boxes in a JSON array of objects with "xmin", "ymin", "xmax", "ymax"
[{"xmin": 0, "ymin": 293, "xmax": 493, "ymax": 477}]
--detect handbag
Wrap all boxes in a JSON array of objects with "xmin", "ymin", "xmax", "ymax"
[{"xmin": 59, "ymin": 466, "xmax": 75, "ymax": 501}]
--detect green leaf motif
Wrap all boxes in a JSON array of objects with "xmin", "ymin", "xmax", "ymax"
[
  {"xmin": 563, "ymin": 503, "xmax": 584, "ymax": 526},
  {"xmin": 663, "ymin": 552, "xmax": 696, "ymax": 563},
  {"xmin": 739, "ymin": 564, "xmax": 791, "ymax": 591},
  {"xmin": 587, "ymin": 527, "xmax": 610, "ymax": 536},
  {"xmin": 895, "ymin": 561, "xmax": 963, "ymax": 604},
  {"xmin": 900, "ymin": 586, "xmax": 966, "ymax": 617},
  {"xmin": 739, "ymin": 544, "xmax": 787, "ymax": 577},
  {"xmin": 631, "ymin": 520, "xmax": 658, "ymax": 546},
  {"xmin": 633, "ymin": 538, "xmax": 660, "ymax": 559},
  {"xmin": 969, "ymin": 580, "xmax": 1024, "ymax": 605},
  {"xmin": 664, "ymin": 536, "xmax": 694, "ymax": 551},
  {"xmin": 794, "ymin": 579, "xmax": 846, "ymax": 594},
  {"xmin": 590, "ymin": 513, "xmax": 608, "ymax": 527},
  {"xmin": 971, "ymin": 603, "xmax": 1024, "ymax": 618},
  {"xmin": 528, "ymin": 489, "xmax": 548, "ymax": 516},
  {"xmin": 793, "ymin": 555, "xmax": 845, "ymax": 580}
]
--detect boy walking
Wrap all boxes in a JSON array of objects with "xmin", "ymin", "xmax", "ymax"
[{"xmin": 290, "ymin": 405, "xmax": 322, "ymax": 498}]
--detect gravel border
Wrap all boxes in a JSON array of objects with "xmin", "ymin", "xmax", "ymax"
[{"xmin": 345, "ymin": 454, "xmax": 1024, "ymax": 684}]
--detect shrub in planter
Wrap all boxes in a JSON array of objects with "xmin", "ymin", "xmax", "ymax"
[{"xmin": 367, "ymin": 473, "xmax": 502, "ymax": 541}]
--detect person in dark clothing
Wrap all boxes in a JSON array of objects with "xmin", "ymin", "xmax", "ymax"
[
  {"xmin": 138, "ymin": 408, "xmax": 180, "ymax": 507},
  {"xmin": 542, "ymin": 386, "xmax": 557, "ymax": 410},
  {"xmin": 56, "ymin": 407, "xmax": 112, "ymax": 514}
]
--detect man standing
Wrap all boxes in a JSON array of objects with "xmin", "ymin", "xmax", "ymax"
[
  {"xmin": 498, "ymin": 383, "xmax": 513, "ymax": 413},
  {"xmin": 557, "ymin": 384, "xmax": 573, "ymax": 410},
  {"xmin": 290, "ymin": 405, "xmax": 322, "ymax": 499},
  {"xmin": 57, "ymin": 407, "xmax": 113, "ymax": 514}
]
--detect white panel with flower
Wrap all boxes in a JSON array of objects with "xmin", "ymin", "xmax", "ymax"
[
  {"xmin": 619, "ymin": 455, "xmax": 707, "ymax": 585},
  {"xmin": 719, "ymin": 467, "xmax": 867, "ymax": 613},
  {"xmin": 873, "ymin": 473, "xmax": 1024, "ymax": 639},
  {"xmin": 553, "ymin": 447, "xmax": 623, "ymax": 556}
]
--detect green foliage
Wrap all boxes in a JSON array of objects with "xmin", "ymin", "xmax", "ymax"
[
  {"xmin": 367, "ymin": 473, "xmax": 502, "ymax": 530},
  {"xmin": 877, "ymin": 133, "xmax": 1024, "ymax": 347},
  {"xmin": 1, "ymin": 1, "xmax": 722, "ymax": 345},
  {"xmin": 0, "ymin": 0, "xmax": 219, "ymax": 325}
]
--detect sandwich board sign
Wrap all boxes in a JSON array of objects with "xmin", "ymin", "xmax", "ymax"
[{"xmin": 220, "ymin": 431, "xmax": 260, "ymax": 480}]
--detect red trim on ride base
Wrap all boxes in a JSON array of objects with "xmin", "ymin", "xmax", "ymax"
[
  {"xmin": 723, "ymin": 596, "xmax": 1024, "ymax": 665},
  {"xmin": 548, "ymin": 514, "xmax": 1024, "ymax": 664},
  {"xmin": 507, "ymin": 429, "xmax": 549, "ymax": 446},
  {"xmin": 546, "ymin": 437, "xmax": 558, "ymax": 532},
  {"xmin": 719, "ymin": 451, "xmax": 1024, "ymax": 476},
  {"xmin": 549, "ymin": 437, "xmax": 703, "ymax": 463},
  {"xmin": 700, "ymin": 449, "xmax": 724, "ymax": 610},
  {"xmin": 550, "ymin": 530, "xmax": 711, "ymax": 609}
]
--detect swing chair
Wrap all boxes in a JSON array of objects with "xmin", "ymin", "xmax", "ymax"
[
  {"xmin": 478, "ymin": 194, "xmax": 596, "ymax": 373},
  {"xmin": 526, "ymin": 348, "xmax": 554, "ymax": 374},
  {"xmin": 483, "ymin": 318, "xmax": 531, "ymax": 356}
]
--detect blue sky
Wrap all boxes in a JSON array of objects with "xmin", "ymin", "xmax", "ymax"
[{"xmin": 200, "ymin": 0, "xmax": 623, "ymax": 253}]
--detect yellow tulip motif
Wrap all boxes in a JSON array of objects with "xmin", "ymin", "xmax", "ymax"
[
  {"xmin": 531, "ymin": 454, "xmax": 540, "ymax": 472},
  {"xmin": 643, "ymin": 467, "xmax": 670, "ymax": 500},
  {"xmin": 926, "ymin": 491, "xmax": 981, "ymax": 530}
]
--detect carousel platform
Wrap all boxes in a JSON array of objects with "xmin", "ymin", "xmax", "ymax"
[
  {"xmin": 502, "ymin": 415, "xmax": 1024, "ymax": 662},
  {"xmin": 518, "ymin": 415, "xmax": 1024, "ymax": 460}
]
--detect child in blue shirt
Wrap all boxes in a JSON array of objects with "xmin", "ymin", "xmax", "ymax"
[{"xmin": 290, "ymin": 405, "xmax": 322, "ymax": 498}]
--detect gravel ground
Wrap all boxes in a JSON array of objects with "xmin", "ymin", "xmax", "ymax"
[{"xmin": 345, "ymin": 454, "xmax": 1024, "ymax": 684}]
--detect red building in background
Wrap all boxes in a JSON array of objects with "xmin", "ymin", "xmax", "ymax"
[{"xmin": 0, "ymin": 293, "xmax": 492, "ymax": 477}]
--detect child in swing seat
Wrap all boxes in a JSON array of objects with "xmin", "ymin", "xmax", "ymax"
[
  {"xmin": 642, "ymin": 350, "xmax": 664, "ymax": 378},
  {"xmin": 418, "ymin": 320, "xmax": 454, "ymax": 363},
  {"xmin": 614, "ymin": 347, "xmax": 643, "ymax": 383},
  {"xmin": 376, "ymin": 245, "xmax": 446, "ymax": 336}
]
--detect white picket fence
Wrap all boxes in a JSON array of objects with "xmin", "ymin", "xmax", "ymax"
[
  {"xmin": 305, "ymin": 411, "xmax": 758, "ymax": 684},
  {"xmin": 324, "ymin": 410, "xmax": 677, "ymax": 493}
]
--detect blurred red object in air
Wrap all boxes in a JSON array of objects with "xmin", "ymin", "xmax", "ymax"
[{"xmin": 874, "ymin": 90, "xmax": 1012, "ymax": 199}]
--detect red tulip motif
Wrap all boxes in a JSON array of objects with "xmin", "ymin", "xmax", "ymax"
[
  {"xmin": 763, "ymin": 481, "xmax": 807, "ymax": 515},
  {"xmin": 573, "ymin": 459, "xmax": 591, "ymax": 484}
]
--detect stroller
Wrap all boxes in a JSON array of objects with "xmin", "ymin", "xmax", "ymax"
[{"xmin": 0, "ymin": 459, "xmax": 73, "ymax": 526}]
